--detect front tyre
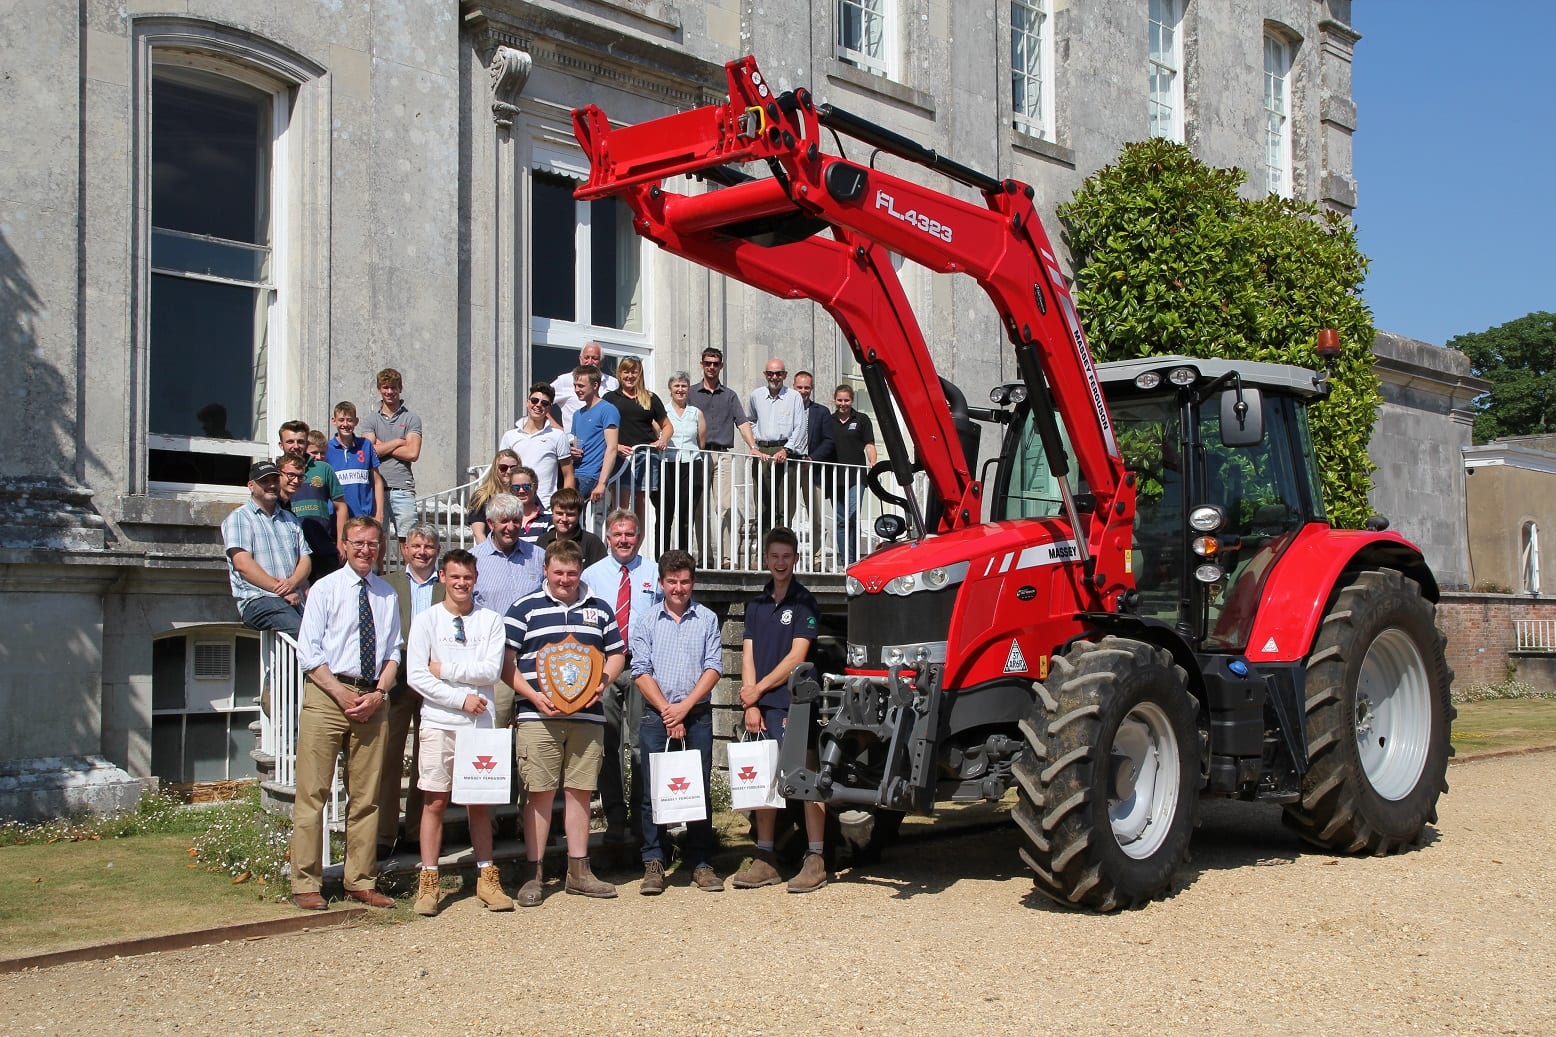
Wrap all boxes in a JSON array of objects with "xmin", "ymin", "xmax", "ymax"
[
  {"xmin": 1012, "ymin": 637, "xmax": 1199, "ymax": 911},
  {"xmin": 1283, "ymin": 569, "xmax": 1455, "ymax": 854}
]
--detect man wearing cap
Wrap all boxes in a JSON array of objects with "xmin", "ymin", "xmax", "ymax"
[{"xmin": 221, "ymin": 459, "xmax": 312, "ymax": 638}]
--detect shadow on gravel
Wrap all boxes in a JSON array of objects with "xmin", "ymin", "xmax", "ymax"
[{"xmin": 840, "ymin": 824, "xmax": 1026, "ymax": 900}]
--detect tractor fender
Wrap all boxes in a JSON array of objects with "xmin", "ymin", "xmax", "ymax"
[{"xmin": 1241, "ymin": 525, "xmax": 1437, "ymax": 664}]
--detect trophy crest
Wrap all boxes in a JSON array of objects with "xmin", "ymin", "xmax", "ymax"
[{"xmin": 536, "ymin": 636, "xmax": 603, "ymax": 715}]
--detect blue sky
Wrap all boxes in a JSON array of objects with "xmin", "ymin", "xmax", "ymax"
[{"xmin": 1352, "ymin": 3, "xmax": 1555, "ymax": 347}]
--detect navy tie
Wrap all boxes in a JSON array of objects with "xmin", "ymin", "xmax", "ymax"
[{"xmin": 358, "ymin": 578, "xmax": 376, "ymax": 682}]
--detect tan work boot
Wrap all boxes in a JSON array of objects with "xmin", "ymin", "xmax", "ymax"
[
  {"xmin": 564, "ymin": 856, "xmax": 618, "ymax": 898},
  {"xmin": 516, "ymin": 860, "xmax": 545, "ymax": 908},
  {"xmin": 476, "ymin": 863, "xmax": 515, "ymax": 911},
  {"xmin": 692, "ymin": 865, "xmax": 725, "ymax": 892},
  {"xmin": 787, "ymin": 851, "xmax": 829, "ymax": 893},
  {"xmin": 640, "ymin": 859, "xmax": 666, "ymax": 896},
  {"xmin": 731, "ymin": 849, "xmax": 782, "ymax": 889},
  {"xmin": 413, "ymin": 868, "xmax": 442, "ymax": 916}
]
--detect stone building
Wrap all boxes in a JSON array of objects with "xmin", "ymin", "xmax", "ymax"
[{"xmin": 1, "ymin": 0, "xmax": 1383, "ymax": 817}]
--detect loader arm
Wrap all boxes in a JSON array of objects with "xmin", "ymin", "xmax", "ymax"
[{"xmin": 573, "ymin": 56, "xmax": 1134, "ymax": 587}]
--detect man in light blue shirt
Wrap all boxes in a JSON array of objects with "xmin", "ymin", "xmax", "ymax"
[
  {"xmin": 747, "ymin": 357, "xmax": 808, "ymax": 545},
  {"xmin": 583, "ymin": 508, "xmax": 660, "ymax": 843},
  {"xmin": 472, "ymin": 493, "xmax": 544, "ymax": 614},
  {"xmin": 630, "ymin": 548, "xmax": 723, "ymax": 893}
]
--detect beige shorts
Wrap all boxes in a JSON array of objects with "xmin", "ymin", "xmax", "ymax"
[
  {"xmin": 415, "ymin": 726, "xmax": 460, "ymax": 793},
  {"xmin": 515, "ymin": 719, "xmax": 604, "ymax": 793}
]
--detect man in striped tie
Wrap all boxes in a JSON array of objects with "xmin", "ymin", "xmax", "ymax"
[
  {"xmin": 583, "ymin": 509, "xmax": 659, "ymax": 845},
  {"xmin": 289, "ymin": 516, "xmax": 403, "ymax": 911}
]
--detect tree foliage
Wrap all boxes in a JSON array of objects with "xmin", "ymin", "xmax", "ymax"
[
  {"xmin": 1448, "ymin": 312, "xmax": 1556, "ymax": 443},
  {"xmin": 1057, "ymin": 139, "xmax": 1380, "ymax": 528}
]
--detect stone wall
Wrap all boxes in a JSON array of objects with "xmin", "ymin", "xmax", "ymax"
[{"xmin": 1368, "ymin": 332, "xmax": 1488, "ymax": 590}]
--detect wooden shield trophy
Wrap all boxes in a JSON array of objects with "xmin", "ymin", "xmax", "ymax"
[{"xmin": 536, "ymin": 636, "xmax": 604, "ymax": 715}]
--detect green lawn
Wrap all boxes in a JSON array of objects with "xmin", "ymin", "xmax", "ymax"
[
  {"xmin": 0, "ymin": 834, "xmax": 295, "ymax": 960},
  {"xmin": 1451, "ymin": 698, "xmax": 1556, "ymax": 757}
]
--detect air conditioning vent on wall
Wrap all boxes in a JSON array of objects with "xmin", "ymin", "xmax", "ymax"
[{"xmin": 192, "ymin": 640, "xmax": 234, "ymax": 681}]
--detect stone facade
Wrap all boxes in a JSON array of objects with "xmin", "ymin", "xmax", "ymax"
[
  {"xmin": 6, "ymin": 0, "xmax": 1473, "ymax": 818},
  {"xmin": 1462, "ymin": 437, "xmax": 1556, "ymax": 595},
  {"xmin": 1367, "ymin": 332, "xmax": 1488, "ymax": 591}
]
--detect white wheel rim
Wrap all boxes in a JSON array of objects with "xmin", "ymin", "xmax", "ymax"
[
  {"xmin": 1355, "ymin": 627, "xmax": 1432, "ymax": 800},
  {"xmin": 1109, "ymin": 702, "xmax": 1181, "ymax": 859}
]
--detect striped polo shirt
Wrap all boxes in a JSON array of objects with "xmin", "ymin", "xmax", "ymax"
[{"xmin": 504, "ymin": 586, "xmax": 625, "ymax": 724}]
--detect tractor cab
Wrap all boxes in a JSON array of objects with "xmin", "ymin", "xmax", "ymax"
[{"xmin": 990, "ymin": 355, "xmax": 1330, "ymax": 652}]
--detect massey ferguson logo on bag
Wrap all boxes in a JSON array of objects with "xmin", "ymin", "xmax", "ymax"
[
  {"xmin": 667, "ymin": 776, "xmax": 690, "ymax": 792},
  {"xmin": 471, "ymin": 756, "xmax": 498, "ymax": 771},
  {"xmin": 737, "ymin": 766, "xmax": 758, "ymax": 781}
]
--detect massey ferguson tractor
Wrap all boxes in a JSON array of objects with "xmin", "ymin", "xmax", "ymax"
[{"xmin": 570, "ymin": 56, "xmax": 1454, "ymax": 910}]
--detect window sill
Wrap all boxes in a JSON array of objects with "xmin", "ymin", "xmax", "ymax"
[
  {"xmin": 1010, "ymin": 128, "xmax": 1075, "ymax": 168},
  {"xmin": 119, "ymin": 492, "xmax": 242, "ymax": 529},
  {"xmin": 826, "ymin": 62, "xmax": 936, "ymax": 118}
]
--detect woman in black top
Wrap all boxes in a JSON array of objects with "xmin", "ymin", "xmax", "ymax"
[{"xmin": 604, "ymin": 356, "xmax": 670, "ymax": 526}]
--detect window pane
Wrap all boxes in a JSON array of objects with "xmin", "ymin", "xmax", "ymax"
[
  {"xmin": 234, "ymin": 637, "xmax": 260, "ymax": 706},
  {"xmin": 185, "ymin": 714, "xmax": 229, "ymax": 781},
  {"xmin": 152, "ymin": 716, "xmax": 185, "ymax": 783},
  {"xmin": 152, "ymin": 637, "xmax": 187, "ymax": 712},
  {"xmin": 149, "ymin": 273, "xmax": 269, "ymax": 441},
  {"xmin": 152, "ymin": 228, "xmax": 269, "ymax": 283},
  {"xmin": 532, "ymin": 173, "xmax": 578, "ymax": 321},
  {"xmin": 591, "ymin": 197, "xmax": 641, "ymax": 331},
  {"xmin": 152, "ymin": 71, "xmax": 270, "ymax": 246}
]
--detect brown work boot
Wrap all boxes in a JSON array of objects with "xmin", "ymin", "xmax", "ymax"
[
  {"xmin": 413, "ymin": 868, "xmax": 442, "ymax": 916},
  {"xmin": 787, "ymin": 851, "xmax": 829, "ymax": 893},
  {"xmin": 640, "ymin": 859, "xmax": 666, "ymax": 896},
  {"xmin": 565, "ymin": 856, "xmax": 618, "ymax": 898},
  {"xmin": 731, "ymin": 849, "xmax": 782, "ymax": 889},
  {"xmin": 516, "ymin": 860, "xmax": 545, "ymax": 908},
  {"xmin": 476, "ymin": 864, "xmax": 515, "ymax": 911},
  {"xmin": 692, "ymin": 865, "xmax": 725, "ymax": 892}
]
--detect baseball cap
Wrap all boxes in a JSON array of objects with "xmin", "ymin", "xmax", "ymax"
[{"xmin": 249, "ymin": 460, "xmax": 281, "ymax": 482}]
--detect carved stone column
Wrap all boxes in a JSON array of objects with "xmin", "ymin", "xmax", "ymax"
[{"xmin": 486, "ymin": 45, "xmax": 532, "ymax": 444}]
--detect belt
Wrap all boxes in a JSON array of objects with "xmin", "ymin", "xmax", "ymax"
[
  {"xmin": 757, "ymin": 439, "xmax": 786, "ymax": 447},
  {"xmin": 341, "ymin": 677, "xmax": 378, "ymax": 690},
  {"xmin": 704, "ymin": 444, "xmax": 731, "ymax": 452}
]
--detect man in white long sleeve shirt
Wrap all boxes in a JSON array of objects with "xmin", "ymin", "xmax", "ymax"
[{"xmin": 406, "ymin": 548, "xmax": 513, "ymax": 915}]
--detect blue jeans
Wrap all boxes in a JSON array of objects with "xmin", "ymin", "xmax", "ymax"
[
  {"xmin": 239, "ymin": 595, "xmax": 304, "ymax": 638},
  {"xmin": 835, "ymin": 483, "xmax": 861, "ymax": 565},
  {"xmin": 638, "ymin": 705, "xmax": 715, "ymax": 868}
]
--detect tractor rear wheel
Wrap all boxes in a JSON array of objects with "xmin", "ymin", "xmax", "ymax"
[
  {"xmin": 1012, "ymin": 636, "xmax": 1199, "ymax": 911},
  {"xmin": 1283, "ymin": 569, "xmax": 1454, "ymax": 853}
]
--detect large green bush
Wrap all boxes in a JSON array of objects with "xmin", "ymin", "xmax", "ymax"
[{"xmin": 1058, "ymin": 139, "xmax": 1379, "ymax": 528}]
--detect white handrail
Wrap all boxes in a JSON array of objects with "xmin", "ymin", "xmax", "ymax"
[
  {"xmin": 259, "ymin": 629, "xmax": 344, "ymax": 868},
  {"xmin": 1515, "ymin": 618, "xmax": 1556, "ymax": 653}
]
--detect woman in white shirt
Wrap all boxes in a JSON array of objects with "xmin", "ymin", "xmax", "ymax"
[{"xmin": 658, "ymin": 371, "xmax": 705, "ymax": 557}]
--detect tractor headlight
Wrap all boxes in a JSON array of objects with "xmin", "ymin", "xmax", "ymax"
[
  {"xmin": 1167, "ymin": 366, "xmax": 1199, "ymax": 387},
  {"xmin": 845, "ymin": 575, "xmax": 865, "ymax": 597},
  {"xmin": 1134, "ymin": 371, "xmax": 1162, "ymax": 390},
  {"xmin": 1194, "ymin": 563, "xmax": 1225, "ymax": 583},
  {"xmin": 1189, "ymin": 505, "xmax": 1227, "ymax": 533}
]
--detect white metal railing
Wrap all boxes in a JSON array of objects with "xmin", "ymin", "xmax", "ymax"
[
  {"xmin": 1515, "ymin": 619, "xmax": 1556, "ymax": 653},
  {"xmin": 421, "ymin": 448, "xmax": 923, "ymax": 574},
  {"xmin": 259, "ymin": 629, "xmax": 344, "ymax": 867}
]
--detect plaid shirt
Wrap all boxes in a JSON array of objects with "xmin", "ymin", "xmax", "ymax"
[
  {"xmin": 221, "ymin": 500, "xmax": 310, "ymax": 605},
  {"xmin": 631, "ymin": 600, "xmax": 721, "ymax": 703}
]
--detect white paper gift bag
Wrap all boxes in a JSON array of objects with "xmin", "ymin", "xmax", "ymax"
[
  {"xmin": 726, "ymin": 735, "xmax": 784, "ymax": 811},
  {"xmin": 452, "ymin": 727, "xmax": 512, "ymax": 805},
  {"xmin": 649, "ymin": 740, "xmax": 708, "ymax": 825}
]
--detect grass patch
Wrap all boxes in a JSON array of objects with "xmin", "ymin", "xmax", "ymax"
[
  {"xmin": 1452, "ymin": 698, "xmax": 1556, "ymax": 757},
  {"xmin": 0, "ymin": 832, "xmax": 295, "ymax": 960}
]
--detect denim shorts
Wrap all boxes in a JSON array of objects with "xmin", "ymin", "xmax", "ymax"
[{"xmin": 387, "ymin": 488, "xmax": 417, "ymax": 537}]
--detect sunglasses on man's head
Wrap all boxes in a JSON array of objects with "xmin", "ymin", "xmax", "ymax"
[{"xmin": 702, "ymin": 360, "xmax": 722, "ymax": 367}]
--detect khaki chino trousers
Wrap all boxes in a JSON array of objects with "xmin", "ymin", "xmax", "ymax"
[{"xmin": 290, "ymin": 679, "xmax": 388, "ymax": 895}]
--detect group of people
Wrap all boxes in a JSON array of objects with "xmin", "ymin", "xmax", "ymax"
[
  {"xmin": 220, "ymin": 353, "xmax": 848, "ymax": 913},
  {"xmin": 477, "ymin": 342, "xmax": 880, "ymax": 568}
]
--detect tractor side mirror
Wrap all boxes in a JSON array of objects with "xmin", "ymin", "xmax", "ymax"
[{"xmin": 1220, "ymin": 386, "xmax": 1263, "ymax": 447}]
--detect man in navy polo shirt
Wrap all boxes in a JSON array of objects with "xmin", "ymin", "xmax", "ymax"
[
  {"xmin": 502, "ymin": 538, "xmax": 626, "ymax": 905},
  {"xmin": 730, "ymin": 526, "xmax": 827, "ymax": 893}
]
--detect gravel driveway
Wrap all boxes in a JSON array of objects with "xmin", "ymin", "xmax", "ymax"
[{"xmin": 3, "ymin": 751, "xmax": 1552, "ymax": 1036}]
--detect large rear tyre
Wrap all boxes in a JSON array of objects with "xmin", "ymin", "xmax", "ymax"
[
  {"xmin": 1282, "ymin": 569, "xmax": 1455, "ymax": 853},
  {"xmin": 1012, "ymin": 637, "xmax": 1199, "ymax": 911}
]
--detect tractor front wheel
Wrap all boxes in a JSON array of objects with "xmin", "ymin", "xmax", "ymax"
[{"xmin": 1012, "ymin": 636, "xmax": 1199, "ymax": 911}]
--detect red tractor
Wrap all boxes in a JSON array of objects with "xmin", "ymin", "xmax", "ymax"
[{"xmin": 571, "ymin": 57, "xmax": 1454, "ymax": 910}]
